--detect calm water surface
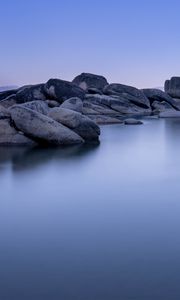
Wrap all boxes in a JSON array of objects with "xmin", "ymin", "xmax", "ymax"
[{"xmin": 1, "ymin": 117, "xmax": 180, "ymax": 300}]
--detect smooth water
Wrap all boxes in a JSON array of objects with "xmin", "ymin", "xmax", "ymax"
[{"xmin": 1, "ymin": 118, "xmax": 180, "ymax": 300}]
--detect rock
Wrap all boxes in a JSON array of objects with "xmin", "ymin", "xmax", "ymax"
[
  {"xmin": 45, "ymin": 100, "xmax": 60, "ymax": 108},
  {"xmin": 10, "ymin": 106, "xmax": 84, "ymax": 145},
  {"xmin": 0, "ymin": 105, "xmax": 10, "ymax": 119},
  {"xmin": 85, "ymin": 94, "xmax": 150, "ymax": 115},
  {"xmin": 19, "ymin": 100, "xmax": 49, "ymax": 115},
  {"xmin": 82, "ymin": 101, "xmax": 119, "ymax": 115},
  {"xmin": 48, "ymin": 108, "xmax": 100, "ymax": 142},
  {"xmin": 72, "ymin": 73, "xmax": 108, "ymax": 91},
  {"xmin": 16, "ymin": 84, "xmax": 46, "ymax": 103},
  {"xmin": 151, "ymin": 101, "xmax": 174, "ymax": 112},
  {"xmin": 88, "ymin": 115, "xmax": 123, "ymax": 125},
  {"xmin": 164, "ymin": 77, "xmax": 180, "ymax": 98},
  {"xmin": 159, "ymin": 111, "xmax": 180, "ymax": 118},
  {"xmin": 60, "ymin": 97, "xmax": 83, "ymax": 113},
  {"xmin": 0, "ymin": 118, "xmax": 36, "ymax": 146},
  {"xmin": 0, "ymin": 94, "xmax": 17, "ymax": 108},
  {"xmin": 87, "ymin": 88, "xmax": 103, "ymax": 95},
  {"xmin": 142, "ymin": 88, "xmax": 179, "ymax": 109},
  {"xmin": 104, "ymin": 83, "xmax": 150, "ymax": 108},
  {"xmin": 0, "ymin": 89, "xmax": 18, "ymax": 101},
  {"xmin": 44, "ymin": 79, "xmax": 85, "ymax": 103},
  {"xmin": 124, "ymin": 118, "xmax": 143, "ymax": 125}
]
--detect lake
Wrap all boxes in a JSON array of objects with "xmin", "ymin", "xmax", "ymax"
[{"xmin": 1, "ymin": 117, "xmax": 180, "ymax": 300}]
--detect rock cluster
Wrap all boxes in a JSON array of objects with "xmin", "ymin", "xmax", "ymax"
[{"xmin": 0, "ymin": 73, "xmax": 180, "ymax": 146}]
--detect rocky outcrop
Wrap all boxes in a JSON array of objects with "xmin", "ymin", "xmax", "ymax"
[
  {"xmin": 48, "ymin": 108, "xmax": 100, "ymax": 142},
  {"xmin": 10, "ymin": 106, "xmax": 84, "ymax": 145},
  {"xmin": 45, "ymin": 79, "xmax": 85, "ymax": 102},
  {"xmin": 164, "ymin": 77, "xmax": 180, "ymax": 98},
  {"xmin": 72, "ymin": 73, "xmax": 108, "ymax": 91},
  {"xmin": 104, "ymin": 83, "xmax": 150, "ymax": 108},
  {"xmin": 0, "ymin": 94, "xmax": 17, "ymax": 108}
]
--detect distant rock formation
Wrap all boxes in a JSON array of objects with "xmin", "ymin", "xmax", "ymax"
[{"xmin": 0, "ymin": 73, "xmax": 180, "ymax": 147}]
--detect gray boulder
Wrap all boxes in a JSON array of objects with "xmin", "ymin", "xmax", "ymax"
[
  {"xmin": 164, "ymin": 77, "xmax": 180, "ymax": 98},
  {"xmin": 0, "ymin": 94, "xmax": 17, "ymax": 108},
  {"xmin": 10, "ymin": 106, "xmax": 84, "ymax": 145},
  {"xmin": 152, "ymin": 101, "xmax": 174, "ymax": 112},
  {"xmin": 85, "ymin": 94, "xmax": 151, "ymax": 115},
  {"xmin": 104, "ymin": 83, "xmax": 150, "ymax": 108},
  {"xmin": 19, "ymin": 100, "xmax": 49, "ymax": 115},
  {"xmin": 60, "ymin": 97, "xmax": 83, "ymax": 113},
  {"xmin": 82, "ymin": 101, "xmax": 119, "ymax": 115},
  {"xmin": 72, "ymin": 73, "xmax": 108, "ymax": 91},
  {"xmin": 142, "ymin": 88, "xmax": 179, "ymax": 109},
  {"xmin": 44, "ymin": 79, "xmax": 85, "ymax": 103},
  {"xmin": 124, "ymin": 118, "xmax": 143, "ymax": 125},
  {"xmin": 0, "ymin": 118, "xmax": 36, "ymax": 146},
  {"xmin": 0, "ymin": 105, "xmax": 10, "ymax": 119},
  {"xmin": 0, "ymin": 88, "xmax": 18, "ymax": 101},
  {"xmin": 16, "ymin": 84, "xmax": 46, "ymax": 103},
  {"xmin": 48, "ymin": 108, "xmax": 100, "ymax": 142}
]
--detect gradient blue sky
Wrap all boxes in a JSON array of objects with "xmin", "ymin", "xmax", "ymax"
[{"xmin": 1, "ymin": 0, "xmax": 180, "ymax": 88}]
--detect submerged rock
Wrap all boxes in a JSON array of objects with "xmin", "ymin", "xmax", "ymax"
[
  {"xmin": 72, "ymin": 73, "xmax": 108, "ymax": 91},
  {"xmin": 124, "ymin": 118, "xmax": 143, "ymax": 125},
  {"xmin": 45, "ymin": 79, "xmax": 85, "ymax": 102},
  {"xmin": 10, "ymin": 106, "xmax": 84, "ymax": 145},
  {"xmin": 48, "ymin": 108, "xmax": 100, "ymax": 141}
]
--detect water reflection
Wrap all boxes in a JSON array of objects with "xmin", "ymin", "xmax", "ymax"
[{"xmin": 1, "ymin": 119, "xmax": 180, "ymax": 300}]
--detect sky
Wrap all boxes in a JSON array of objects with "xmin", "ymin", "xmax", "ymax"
[{"xmin": 1, "ymin": 0, "xmax": 180, "ymax": 88}]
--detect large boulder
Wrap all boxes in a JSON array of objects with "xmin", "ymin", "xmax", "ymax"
[
  {"xmin": 10, "ymin": 106, "xmax": 84, "ymax": 145},
  {"xmin": 48, "ymin": 108, "xmax": 100, "ymax": 142},
  {"xmin": 60, "ymin": 97, "xmax": 83, "ymax": 113},
  {"xmin": 104, "ymin": 83, "xmax": 150, "ymax": 108},
  {"xmin": 0, "ymin": 118, "xmax": 36, "ymax": 146},
  {"xmin": 82, "ymin": 101, "xmax": 119, "ymax": 115},
  {"xmin": 19, "ymin": 100, "xmax": 49, "ymax": 115},
  {"xmin": 16, "ymin": 84, "xmax": 46, "ymax": 103},
  {"xmin": 142, "ymin": 88, "xmax": 179, "ymax": 109},
  {"xmin": 0, "ymin": 94, "xmax": 17, "ymax": 108},
  {"xmin": 0, "ymin": 89, "xmax": 18, "ymax": 101},
  {"xmin": 164, "ymin": 77, "xmax": 180, "ymax": 98},
  {"xmin": 72, "ymin": 73, "xmax": 108, "ymax": 91},
  {"xmin": 0, "ymin": 105, "xmax": 10, "ymax": 119},
  {"xmin": 85, "ymin": 94, "xmax": 151, "ymax": 115},
  {"xmin": 44, "ymin": 79, "xmax": 85, "ymax": 103},
  {"xmin": 151, "ymin": 101, "xmax": 174, "ymax": 112}
]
